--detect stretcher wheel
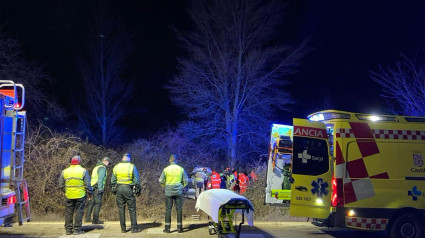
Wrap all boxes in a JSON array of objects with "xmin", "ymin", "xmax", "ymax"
[{"xmin": 208, "ymin": 222, "xmax": 217, "ymax": 235}]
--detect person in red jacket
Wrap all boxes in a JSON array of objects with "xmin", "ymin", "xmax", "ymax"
[
  {"xmin": 206, "ymin": 178, "xmax": 212, "ymax": 190},
  {"xmin": 249, "ymin": 169, "xmax": 258, "ymax": 183},
  {"xmin": 210, "ymin": 170, "xmax": 221, "ymax": 189},
  {"xmin": 238, "ymin": 172, "xmax": 248, "ymax": 195}
]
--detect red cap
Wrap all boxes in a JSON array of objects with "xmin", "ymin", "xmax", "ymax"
[{"xmin": 71, "ymin": 156, "xmax": 81, "ymax": 165}]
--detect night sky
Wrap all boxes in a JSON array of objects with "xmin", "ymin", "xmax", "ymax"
[{"xmin": 1, "ymin": 0, "xmax": 425, "ymax": 138}]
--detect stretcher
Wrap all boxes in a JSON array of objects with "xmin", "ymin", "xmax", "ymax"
[{"xmin": 195, "ymin": 189, "xmax": 254, "ymax": 238}]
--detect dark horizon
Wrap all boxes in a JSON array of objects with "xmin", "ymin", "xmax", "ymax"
[{"xmin": 1, "ymin": 0, "xmax": 425, "ymax": 141}]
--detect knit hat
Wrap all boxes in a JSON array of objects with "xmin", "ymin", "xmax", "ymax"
[{"xmin": 71, "ymin": 155, "xmax": 81, "ymax": 165}]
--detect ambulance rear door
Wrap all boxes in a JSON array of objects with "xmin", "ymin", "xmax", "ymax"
[{"xmin": 289, "ymin": 118, "xmax": 332, "ymax": 219}]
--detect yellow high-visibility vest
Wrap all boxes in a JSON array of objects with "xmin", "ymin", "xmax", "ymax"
[
  {"xmin": 91, "ymin": 164, "xmax": 107, "ymax": 186},
  {"xmin": 164, "ymin": 164, "xmax": 184, "ymax": 186},
  {"xmin": 63, "ymin": 165, "xmax": 86, "ymax": 199},
  {"xmin": 113, "ymin": 163, "xmax": 134, "ymax": 184}
]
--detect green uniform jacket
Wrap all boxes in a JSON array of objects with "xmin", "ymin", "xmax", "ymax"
[{"xmin": 158, "ymin": 162, "xmax": 188, "ymax": 197}]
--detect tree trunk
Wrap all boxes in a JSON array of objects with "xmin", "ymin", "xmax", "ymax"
[
  {"xmin": 225, "ymin": 111, "xmax": 232, "ymax": 164},
  {"xmin": 230, "ymin": 120, "xmax": 238, "ymax": 167}
]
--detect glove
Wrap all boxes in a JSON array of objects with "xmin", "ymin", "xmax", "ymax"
[
  {"xmin": 111, "ymin": 185, "xmax": 117, "ymax": 195},
  {"xmin": 136, "ymin": 184, "xmax": 141, "ymax": 197},
  {"xmin": 133, "ymin": 184, "xmax": 141, "ymax": 197}
]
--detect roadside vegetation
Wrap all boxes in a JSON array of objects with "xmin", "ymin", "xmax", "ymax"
[{"xmin": 25, "ymin": 126, "xmax": 291, "ymax": 222}]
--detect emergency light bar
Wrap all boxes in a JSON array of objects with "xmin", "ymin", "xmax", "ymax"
[
  {"xmin": 356, "ymin": 114, "xmax": 398, "ymax": 122},
  {"xmin": 308, "ymin": 112, "xmax": 350, "ymax": 121}
]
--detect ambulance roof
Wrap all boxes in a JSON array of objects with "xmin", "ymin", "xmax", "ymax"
[{"xmin": 308, "ymin": 110, "xmax": 425, "ymax": 123}]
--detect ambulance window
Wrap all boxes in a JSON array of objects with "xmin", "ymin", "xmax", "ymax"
[{"xmin": 292, "ymin": 137, "xmax": 329, "ymax": 176}]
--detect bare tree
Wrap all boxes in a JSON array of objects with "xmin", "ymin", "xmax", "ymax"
[
  {"xmin": 371, "ymin": 54, "xmax": 425, "ymax": 116},
  {"xmin": 0, "ymin": 31, "xmax": 66, "ymax": 122},
  {"xmin": 77, "ymin": 14, "xmax": 134, "ymax": 146},
  {"xmin": 168, "ymin": 0, "xmax": 307, "ymax": 165}
]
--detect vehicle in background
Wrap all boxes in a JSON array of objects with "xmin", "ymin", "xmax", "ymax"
[
  {"xmin": 266, "ymin": 110, "xmax": 425, "ymax": 238},
  {"xmin": 265, "ymin": 124, "xmax": 293, "ymax": 204},
  {"xmin": 184, "ymin": 166, "xmax": 212, "ymax": 200},
  {"xmin": 0, "ymin": 81, "xmax": 30, "ymax": 227}
]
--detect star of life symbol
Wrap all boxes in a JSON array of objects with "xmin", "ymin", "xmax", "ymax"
[
  {"xmin": 298, "ymin": 150, "xmax": 311, "ymax": 163},
  {"xmin": 311, "ymin": 178, "xmax": 328, "ymax": 198},
  {"xmin": 408, "ymin": 186, "xmax": 422, "ymax": 201}
]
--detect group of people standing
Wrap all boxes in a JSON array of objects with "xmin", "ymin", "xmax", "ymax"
[
  {"xmin": 59, "ymin": 153, "xmax": 187, "ymax": 235},
  {"xmin": 191, "ymin": 167, "xmax": 258, "ymax": 197}
]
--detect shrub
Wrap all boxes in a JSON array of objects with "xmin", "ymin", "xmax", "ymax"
[{"xmin": 25, "ymin": 126, "xmax": 291, "ymax": 222}]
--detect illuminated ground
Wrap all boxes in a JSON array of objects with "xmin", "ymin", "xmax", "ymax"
[{"xmin": 0, "ymin": 221, "xmax": 387, "ymax": 238}]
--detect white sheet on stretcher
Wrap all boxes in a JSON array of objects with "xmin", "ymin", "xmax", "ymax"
[{"xmin": 195, "ymin": 189, "xmax": 254, "ymax": 226}]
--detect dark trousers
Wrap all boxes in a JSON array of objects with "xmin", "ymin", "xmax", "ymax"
[
  {"xmin": 85, "ymin": 187, "xmax": 103, "ymax": 222},
  {"xmin": 165, "ymin": 195, "xmax": 183, "ymax": 230},
  {"xmin": 116, "ymin": 185, "xmax": 137, "ymax": 231},
  {"xmin": 65, "ymin": 196, "xmax": 86, "ymax": 233}
]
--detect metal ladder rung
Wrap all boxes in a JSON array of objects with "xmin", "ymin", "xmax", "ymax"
[{"xmin": 8, "ymin": 111, "xmax": 31, "ymax": 225}]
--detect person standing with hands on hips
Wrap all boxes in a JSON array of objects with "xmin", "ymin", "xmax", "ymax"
[
  {"xmin": 159, "ymin": 154, "xmax": 188, "ymax": 233},
  {"xmin": 85, "ymin": 157, "xmax": 112, "ymax": 224},
  {"xmin": 111, "ymin": 153, "xmax": 141, "ymax": 233}
]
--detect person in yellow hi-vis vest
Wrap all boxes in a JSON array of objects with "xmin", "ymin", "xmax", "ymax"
[
  {"xmin": 85, "ymin": 157, "xmax": 112, "ymax": 224},
  {"xmin": 111, "ymin": 153, "xmax": 141, "ymax": 233},
  {"xmin": 158, "ymin": 154, "xmax": 188, "ymax": 233},
  {"xmin": 59, "ymin": 155, "xmax": 93, "ymax": 235}
]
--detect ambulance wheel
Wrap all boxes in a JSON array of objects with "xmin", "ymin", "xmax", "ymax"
[{"xmin": 390, "ymin": 213, "xmax": 424, "ymax": 238}]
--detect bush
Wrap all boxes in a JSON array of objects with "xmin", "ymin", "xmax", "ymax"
[
  {"xmin": 25, "ymin": 126, "xmax": 291, "ymax": 222},
  {"xmin": 25, "ymin": 125, "xmax": 114, "ymax": 217},
  {"xmin": 244, "ymin": 163, "xmax": 290, "ymax": 221}
]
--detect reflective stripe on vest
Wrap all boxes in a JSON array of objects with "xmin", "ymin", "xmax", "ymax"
[
  {"xmin": 195, "ymin": 171, "xmax": 206, "ymax": 183},
  {"xmin": 211, "ymin": 172, "xmax": 221, "ymax": 189},
  {"xmin": 63, "ymin": 165, "xmax": 86, "ymax": 199},
  {"xmin": 113, "ymin": 163, "xmax": 134, "ymax": 184},
  {"xmin": 91, "ymin": 164, "xmax": 107, "ymax": 186},
  {"xmin": 164, "ymin": 164, "xmax": 184, "ymax": 185}
]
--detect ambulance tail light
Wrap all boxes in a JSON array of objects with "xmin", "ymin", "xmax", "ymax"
[
  {"xmin": 7, "ymin": 195, "xmax": 16, "ymax": 205},
  {"xmin": 331, "ymin": 177, "xmax": 343, "ymax": 207}
]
